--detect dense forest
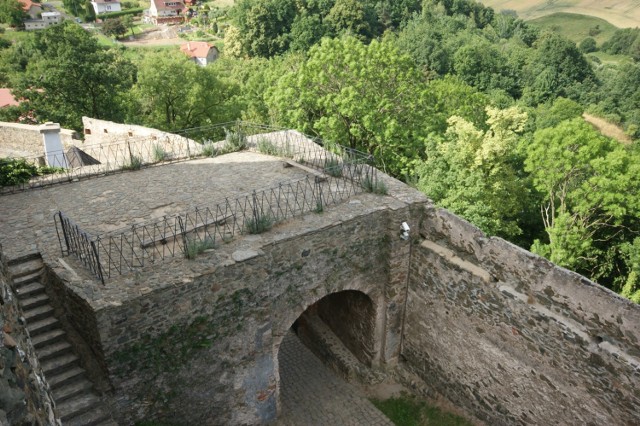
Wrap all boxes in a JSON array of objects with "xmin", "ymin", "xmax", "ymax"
[{"xmin": 0, "ymin": 0, "xmax": 639, "ymax": 302}]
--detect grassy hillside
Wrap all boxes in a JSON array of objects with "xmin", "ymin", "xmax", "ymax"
[
  {"xmin": 528, "ymin": 12, "xmax": 618, "ymax": 45},
  {"xmin": 478, "ymin": 0, "xmax": 640, "ymax": 28}
]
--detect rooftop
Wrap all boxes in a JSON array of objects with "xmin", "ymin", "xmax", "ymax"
[
  {"xmin": 0, "ymin": 89, "xmax": 19, "ymax": 108},
  {"xmin": 180, "ymin": 41, "xmax": 215, "ymax": 58}
]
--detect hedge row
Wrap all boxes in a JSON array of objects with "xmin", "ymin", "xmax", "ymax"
[{"xmin": 98, "ymin": 8, "xmax": 144, "ymax": 19}]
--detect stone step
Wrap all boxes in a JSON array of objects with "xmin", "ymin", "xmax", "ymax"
[
  {"xmin": 12, "ymin": 270, "xmax": 43, "ymax": 289},
  {"xmin": 56, "ymin": 393, "xmax": 101, "ymax": 422},
  {"xmin": 52, "ymin": 378, "xmax": 93, "ymax": 403},
  {"xmin": 15, "ymin": 282, "xmax": 46, "ymax": 299},
  {"xmin": 20, "ymin": 293, "xmax": 51, "ymax": 311},
  {"xmin": 26, "ymin": 316, "xmax": 60, "ymax": 337},
  {"xmin": 7, "ymin": 252, "xmax": 42, "ymax": 266},
  {"xmin": 32, "ymin": 328, "xmax": 66, "ymax": 349},
  {"xmin": 41, "ymin": 353, "xmax": 79, "ymax": 377},
  {"xmin": 24, "ymin": 304, "xmax": 55, "ymax": 323},
  {"xmin": 63, "ymin": 405, "xmax": 114, "ymax": 426},
  {"xmin": 8, "ymin": 257, "xmax": 44, "ymax": 279},
  {"xmin": 37, "ymin": 340, "xmax": 73, "ymax": 362},
  {"xmin": 47, "ymin": 366, "xmax": 86, "ymax": 390}
]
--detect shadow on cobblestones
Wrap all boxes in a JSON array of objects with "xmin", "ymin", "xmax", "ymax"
[{"xmin": 276, "ymin": 331, "xmax": 394, "ymax": 426}]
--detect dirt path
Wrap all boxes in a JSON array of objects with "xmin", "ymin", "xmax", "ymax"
[
  {"xmin": 120, "ymin": 37, "xmax": 184, "ymax": 47},
  {"xmin": 583, "ymin": 113, "xmax": 633, "ymax": 144}
]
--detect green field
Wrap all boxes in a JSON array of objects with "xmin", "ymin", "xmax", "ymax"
[{"xmin": 529, "ymin": 12, "xmax": 618, "ymax": 46}]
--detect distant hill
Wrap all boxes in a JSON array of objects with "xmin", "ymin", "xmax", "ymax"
[
  {"xmin": 478, "ymin": 0, "xmax": 640, "ymax": 28},
  {"xmin": 528, "ymin": 12, "xmax": 618, "ymax": 44}
]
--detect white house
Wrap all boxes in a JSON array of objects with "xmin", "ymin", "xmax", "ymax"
[
  {"xmin": 91, "ymin": 0, "xmax": 121, "ymax": 15},
  {"xmin": 148, "ymin": 0, "xmax": 185, "ymax": 25},
  {"xmin": 24, "ymin": 10, "xmax": 62, "ymax": 31},
  {"xmin": 180, "ymin": 42, "xmax": 219, "ymax": 66}
]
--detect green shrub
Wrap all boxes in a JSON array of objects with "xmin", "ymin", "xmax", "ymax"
[
  {"xmin": 257, "ymin": 139, "xmax": 280, "ymax": 155},
  {"xmin": 98, "ymin": 7, "xmax": 144, "ymax": 19},
  {"xmin": 223, "ymin": 128, "xmax": 247, "ymax": 153},
  {"xmin": 0, "ymin": 158, "xmax": 38, "ymax": 186},
  {"xmin": 202, "ymin": 142, "xmax": 219, "ymax": 157}
]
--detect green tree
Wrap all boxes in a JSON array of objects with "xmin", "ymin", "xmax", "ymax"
[
  {"xmin": 84, "ymin": 0, "xmax": 96, "ymax": 22},
  {"xmin": 0, "ymin": 0, "xmax": 26, "ymax": 27},
  {"xmin": 102, "ymin": 18, "xmax": 127, "ymax": 39},
  {"xmin": 416, "ymin": 106, "xmax": 531, "ymax": 240},
  {"xmin": 579, "ymin": 37, "xmax": 597, "ymax": 53},
  {"xmin": 129, "ymin": 51, "xmax": 239, "ymax": 131},
  {"xmin": 287, "ymin": 12, "xmax": 327, "ymax": 52},
  {"xmin": 11, "ymin": 22, "xmax": 136, "ymax": 131},
  {"xmin": 325, "ymin": 0, "xmax": 373, "ymax": 40},
  {"xmin": 525, "ymin": 118, "xmax": 640, "ymax": 290},
  {"xmin": 522, "ymin": 32, "xmax": 595, "ymax": 105},
  {"xmin": 122, "ymin": 15, "xmax": 135, "ymax": 35},
  {"xmin": 231, "ymin": 0, "xmax": 297, "ymax": 57},
  {"xmin": 266, "ymin": 36, "xmax": 437, "ymax": 176}
]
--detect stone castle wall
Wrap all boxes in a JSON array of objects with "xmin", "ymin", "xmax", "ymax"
[
  {"xmin": 75, "ymin": 207, "xmax": 405, "ymax": 425},
  {"xmin": 401, "ymin": 208, "xmax": 640, "ymax": 425},
  {"xmin": 0, "ymin": 121, "xmax": 75, "ymax": 158},
  {"xmin": 21, "ymin": 151, "xmax": 639, "ymax": 426}
]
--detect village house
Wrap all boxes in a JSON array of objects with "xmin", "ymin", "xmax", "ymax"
[
  {"xmin": 148, "ymin": 0, "xmax": 186, "ymax": 25},
  {"xmin": 90, "ymin": 0, "xmax": 122, "ymax": 15},
  {"xmin": 180, "ymin": 41, "xmax": 219, "ymax": 66}
]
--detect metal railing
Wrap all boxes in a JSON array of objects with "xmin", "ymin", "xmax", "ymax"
[
  {"xmin": 3, "ymin": 121, "xmax": 332, "ymax": 195},
  {"xmin": 54, "ymin": 211, "xmax": 105, "ymax": 284},
  {"xmin": 49, "ymin": 125, "xmax": 380, "ymax": 283}
]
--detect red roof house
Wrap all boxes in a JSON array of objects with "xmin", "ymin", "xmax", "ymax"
[{"xmin": 180, "ymin": 42, "xmax": 219, "ymax": 66}]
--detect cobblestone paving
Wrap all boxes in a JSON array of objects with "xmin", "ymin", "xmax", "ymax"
[
  {"xmin": 276, "ymin": 331, "xmax": 394, "ymax": 426},
  {"xmin": 0, "ymin": 152, "xmax": 309, "ymax": 261}
]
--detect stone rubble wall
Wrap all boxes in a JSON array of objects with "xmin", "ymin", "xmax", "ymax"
[
  {"xmin": 0, "ymin": 121, "xmax": 76, "ymax": 158},
  {"xmin": 0, "ymin": 251, "xmax": 58, "ymax": 425},
  {"xmin": 80, "ymin": 117, "xmax": 203, "ymax": 165},
  {"xmin": 64, "ymin": 208, "xmax": 399, "ymax": 425},
  {"xmin": 401, "ymin": 207, "xmax": 640, "ymax": 425}
]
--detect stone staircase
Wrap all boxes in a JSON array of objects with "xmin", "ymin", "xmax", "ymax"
[{"xmin": 7, "ymin": 254, "xmax": 117, "ymax": 426}]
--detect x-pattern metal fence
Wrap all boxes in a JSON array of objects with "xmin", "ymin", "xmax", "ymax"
[{"xmin": 51, "ymin": 123, "xmax": 380, "ymax": 283}]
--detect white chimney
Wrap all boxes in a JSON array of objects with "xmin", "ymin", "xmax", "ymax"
[{"xmin": 39, "ymin": 122, "xmax": 68, "ymax": 168}]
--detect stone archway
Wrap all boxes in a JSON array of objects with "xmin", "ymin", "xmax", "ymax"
[{"xmin": 274, "ymin": 289, "xmax": 393, "ymax": 424}]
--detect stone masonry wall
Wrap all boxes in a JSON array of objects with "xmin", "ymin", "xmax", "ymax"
[
  {"xmin": 0, "ymin": 121, "xmax": 75, "ymax": 158},
  {"xmin": 0, "ymin": 252, "xmax": 57, "ymax": 425},
  {"xmin": 87, "ymin": 208, "xmax": 396, "ymax": 425},
  {"xmin": 401, "ymin": 207, "xmax": 640, "ymax": 425},
  {"xmin": 317, "ymin": 290, "xmax": 376, "ymax": 366}
]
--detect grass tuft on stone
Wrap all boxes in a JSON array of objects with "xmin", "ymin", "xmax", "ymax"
[
  {"xmin": 185, "ymin": 237, "xmax": 216, "ymax": 259},
  {"xmin": 361, "ymin": 176, "xmax": 387, "ymax": 195},
  {"xmin": 245, "ymin": 213, "xmax": 273, "ymax": 234}
]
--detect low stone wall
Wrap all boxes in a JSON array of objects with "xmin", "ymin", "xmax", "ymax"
[
  {"xmin": 401, "ymin": 208, "xmax": 640, "ymax": 425},
  {"xmin": 0, "ymin": 121, "xmax": 75, "ymax": 158}
]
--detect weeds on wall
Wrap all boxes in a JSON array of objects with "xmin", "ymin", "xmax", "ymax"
[
  {"xmin": 257, "ymin": 138, "xmax": 294, "ymax": 158},
  {"xmin": 152, "ymin": 144, "xmax": 167, "ymax": 162},
  {"xmin": 245, "ymin": 213, "xmax": 273, "ymax": 234},
  {"xmin": 184, "ymin": 237, "xmax": 216, "ymax": 260},
  {"xmin": 323, "ymin": 158, "xmax": 343, "ymax": 178},
  {"xmin": 122, "ymin": 155, "xmax": 142, "ymax": 171},
  {"xmin": 362, "ymin": 176, "xmax": 388, "ymax": 195},
  {"xmin": 202, "ymin": 142, "xmax": 219, "ymax": 158},
  {"xmin": 223, "ymin": 128, "xmax": 247, "ymax": 153}
]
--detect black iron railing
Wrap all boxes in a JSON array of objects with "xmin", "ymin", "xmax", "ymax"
[
  {"xmin": 50, "ymin": 126, "xmax": 380, "ymax": 283},
  {"xmin": 54, "ymin": 211, "xmax": 104, "ymax": 284}
]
